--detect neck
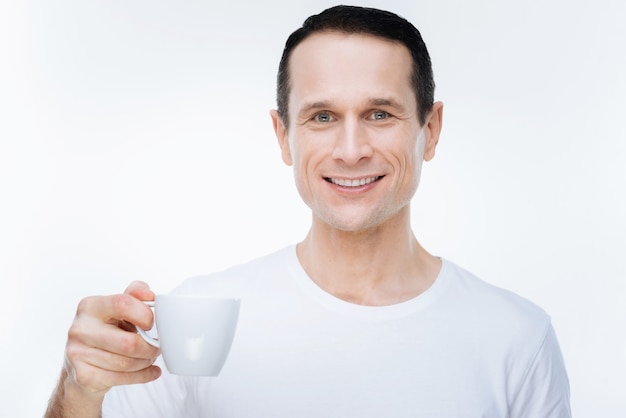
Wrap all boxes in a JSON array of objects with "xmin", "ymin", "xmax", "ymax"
[{"xmin": 297, "ymin": 208, "xmax": 441, "ymax": 306}]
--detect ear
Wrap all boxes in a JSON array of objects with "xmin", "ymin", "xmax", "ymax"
[
  {"xmin": 270, "ymin": 109, "xmax": 293, "ymax": 166},
  {"xmin": 423, "ymin": 101, "xmax": 443, "ymax": 162}
]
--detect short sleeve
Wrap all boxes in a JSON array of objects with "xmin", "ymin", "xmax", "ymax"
[{"xmin": 509, "ymin": 323, "xmax": 571, "ymax": 417}]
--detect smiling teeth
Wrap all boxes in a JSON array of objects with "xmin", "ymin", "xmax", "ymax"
[{"xmin": 330, "ymin": 177, "xmax": 379, "ymax": 187}]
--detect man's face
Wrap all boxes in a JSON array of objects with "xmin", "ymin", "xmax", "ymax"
[{"xmin": 272, "ymin": 31, "xmax": 442, "ymax": 233}]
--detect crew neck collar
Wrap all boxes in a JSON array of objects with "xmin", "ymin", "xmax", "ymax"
[{"xmin": 284, "ymin": 245, "xmax": 451, "ymax": 320}]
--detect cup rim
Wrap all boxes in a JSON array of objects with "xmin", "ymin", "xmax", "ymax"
[{"xmin": 155, "ymin": 294, "xmax": 240, "ymax": 301}]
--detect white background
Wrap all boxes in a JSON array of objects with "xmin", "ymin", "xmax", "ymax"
[{"xmin": 1, "ymin": 0, "xmax": 624, "ymax": 416}]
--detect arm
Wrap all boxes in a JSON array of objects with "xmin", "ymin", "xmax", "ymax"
[
  {"xmin": 510, "ymin": 324, "xmax": 571, "ymax": 418},
  {"xmin": 45, "ymin": 281, "xmax": 161, "ymax": 418}
]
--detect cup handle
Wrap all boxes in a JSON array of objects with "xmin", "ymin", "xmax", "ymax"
[{"xmin": 137, "ymin": 301, "xmax": 160, "ymax": 348}]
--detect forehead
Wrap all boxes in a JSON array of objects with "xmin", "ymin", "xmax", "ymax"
[{"xmin": 287, "ymin": 31, "xmax": 415, "ymax": 110}]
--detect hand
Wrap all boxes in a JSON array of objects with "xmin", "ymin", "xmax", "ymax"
[{"xmin": 63, "ymin": 281, "xmax": 161, "ymax": 398}]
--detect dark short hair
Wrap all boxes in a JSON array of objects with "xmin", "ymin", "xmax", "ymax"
[{"xmin": 276, "ymin": 5, "xmax": 435, "ymax": 128}]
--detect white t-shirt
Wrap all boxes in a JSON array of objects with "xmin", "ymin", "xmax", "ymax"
[{"xmin": 103, "ymin": 245, "xmax": 571, "ymax": 417}]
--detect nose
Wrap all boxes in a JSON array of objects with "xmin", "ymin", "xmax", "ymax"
[{"xmin": 331, "ymin": 117, "xmax": 373, "ymax": 165}]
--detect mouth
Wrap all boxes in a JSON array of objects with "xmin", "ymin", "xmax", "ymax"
[{"xmin": 324, "ymin": 176, "xmax": 384, "ymax": 188}]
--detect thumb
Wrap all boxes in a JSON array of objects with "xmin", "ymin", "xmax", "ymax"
[{"xmin": 124, "ymin": 280, "xmax": 155, "ymax": 301}]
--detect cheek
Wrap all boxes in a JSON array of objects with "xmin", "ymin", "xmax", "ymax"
[
  {"xmin": 414, "ymin": 133, "xmax": 426, "ymax": 159},
  {"xmin": 290, "ymin": 147, "xmax": 314, "ymax": 193},
  {"xmin": 398, "ymin": 142, "xmax": 424, "ymax": 190},
  {"xmin": 291, "ymin": 140, "xmax": 318, "ymax": 176},
  {"xmin": 409, "ymin": 135, "xmax": 426, "ymax": 175}
]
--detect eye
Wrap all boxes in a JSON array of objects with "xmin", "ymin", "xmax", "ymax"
[
  {"xmin": 314, "ymin": 112, "xmax": 333, "ymax": 123},
  {"xmin": 370, "ymin": 110, "xmax": 389, "ymax": 120}
]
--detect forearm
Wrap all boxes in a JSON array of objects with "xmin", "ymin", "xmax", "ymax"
[{"xmin": 45, "ymin": 369, "xmax": 106, "ymax": 418}]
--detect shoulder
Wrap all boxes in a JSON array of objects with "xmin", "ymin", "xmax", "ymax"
[
  {"xmin": 442, "ymin": 259, "xmax": 549, "ymax": 322},
  {"xmin": 439, "ymin": 259, "xmax": 553, "ymax": 351},
  {"xmin": 171, "ymin": 245, "xmax": 297, "ymax": 296},
  {"xmin": 439, "ymin": 260, "xmax": 568, "ymax": 397}
]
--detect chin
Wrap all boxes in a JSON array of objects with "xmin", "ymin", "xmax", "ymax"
[{"xmin": 321, "ymin": 211, "xmax": 390, "ymax": 233}]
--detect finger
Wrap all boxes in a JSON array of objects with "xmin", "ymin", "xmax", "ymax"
[
  {"xmin": 124, "ymin": 280, "xmax": 155, "ymax": 302},
  {"xmin": 69, "ymin": 360, "xmax": 161, "ymax": 393},
  {"xmin": 70, "ymin": 316, "xmax": 159, "ymax": 360},
  {"xmin": 117, "ymin": 319, "xmax": 139, "ymax": 333},
  {"xmin": 71, "ymin": 343, "xmax": 158, "ymax": 373},
  {"xmin": 103, "ymin": 364, "xmax": 161, "ymax": 388},
  {"xmin": 77, "ymin": 293, "xmax": 154, "ymax": 331}
]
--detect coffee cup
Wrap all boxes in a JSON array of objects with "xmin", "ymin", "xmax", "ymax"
[{"xmin": 137, "ymin": 294, "xmax": 240, "ymax": 376}]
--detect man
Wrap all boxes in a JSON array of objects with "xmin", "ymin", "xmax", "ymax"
[{"xmin": 46, "ymin": 5, "xmax": 571, "ymax": 417}]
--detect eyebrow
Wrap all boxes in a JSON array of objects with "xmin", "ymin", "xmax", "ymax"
[
  {"xmin": 368, "ymin": 97, "xmax": 405, "ymax": 110},
  {"xmin": 298, "ymin": 97, "xmax": 405, "ymax": 116},
  {"xmin": 298, "ymin": 101, "xmax": 333, "ymax": 116}
]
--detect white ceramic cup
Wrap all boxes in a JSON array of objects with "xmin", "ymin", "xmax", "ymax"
[{"xmin": 138, "ymin": 294, "xmax": 240, "ymax": 376}]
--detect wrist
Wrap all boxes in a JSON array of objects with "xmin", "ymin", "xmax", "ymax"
[{"xmin": 45, "ymin": 369, "xmax": 107, "ymax": 418}]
